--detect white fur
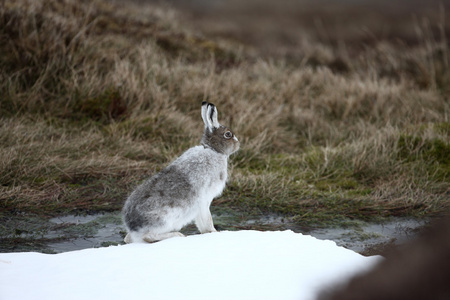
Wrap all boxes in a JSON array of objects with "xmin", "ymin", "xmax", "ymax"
[
  {"xmin": 123, "ymin": 101, "xmax": 239, "ymax": 244},
  {"xmin": 125, "ymin": 146, "xmax": 228, "ymax": 243}
]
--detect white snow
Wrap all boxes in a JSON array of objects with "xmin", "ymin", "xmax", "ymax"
[{"xmin": 0, "ymin": 230, "xmax": 381, "ymax": 300}]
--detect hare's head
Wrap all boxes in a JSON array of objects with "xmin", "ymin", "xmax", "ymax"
[{"xmin": 200, "ymin": 102, "xmax": 240, "ymax": 156}]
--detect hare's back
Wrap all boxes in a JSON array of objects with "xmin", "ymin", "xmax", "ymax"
[
  {"xmin": 174, "ymin": 146, "xmax": 228, "ymax": 176},
  {"xmin": 130, "ymin": 165, "xmax": 197, "ymax": 206}
]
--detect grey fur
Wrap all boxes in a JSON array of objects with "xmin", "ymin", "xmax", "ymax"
[
  {"xmin": 123, "ymin": 165, "xmax": 197, "ymax": 231},
  {"xmin": 122, "ymin": 102, "xmax": 239, "ymax": 242},
  {"xmin": 201, "ymin": 125, "xmax": 239, "ymax": 155}
]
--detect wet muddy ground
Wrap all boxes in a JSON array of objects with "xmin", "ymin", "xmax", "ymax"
[{"xmin": 0, "ymin": 208, "xmax": 427, "ymax": 255}]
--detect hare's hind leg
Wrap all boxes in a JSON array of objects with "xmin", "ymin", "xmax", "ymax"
[
  {"xmin": 123, "ymin": 231, "xmax": 146, "ymax": 243},
  {"xmin": 142, "ymin": 231, "xmax": 185, "ymax": 243}
]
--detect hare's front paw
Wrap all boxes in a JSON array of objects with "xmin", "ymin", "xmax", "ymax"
[
  {"xmin": 124, "ymin": 233, "xmax": 132, "ymax": 244},
  {"xmin": 195, "ymin": 211, "xmax": 218, "ymax": 234},
  {"xmin": 205, "ymin": 228, "xmax": 218, "ymax": 234}
]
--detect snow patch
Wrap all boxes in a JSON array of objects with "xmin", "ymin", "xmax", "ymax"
[{"xmin": 0, "ymin": 230, "xmax": 380, "ymax": 300}]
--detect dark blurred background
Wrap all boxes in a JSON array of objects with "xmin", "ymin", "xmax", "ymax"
[{"xmin": 114, "ymin": 0, "xmax": 450, "ymax": 58}]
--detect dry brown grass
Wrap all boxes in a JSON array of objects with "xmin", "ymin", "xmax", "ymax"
[{"xmin": 0, "ymin": 0, "xmax": 448, "ymax": 224}]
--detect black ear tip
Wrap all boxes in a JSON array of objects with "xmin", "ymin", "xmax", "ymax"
[
  {"xmin": 208, "ymin": 103, "xmax": 215, "ymax": 108},
  {"xmin": 202, "ymin": 101, "xmax": 208, "ymax": 106}
]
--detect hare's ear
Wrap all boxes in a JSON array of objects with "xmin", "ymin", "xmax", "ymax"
[
  {"xmin": 201, "ymin": 102, "xmax": 220, "ymax": 131},
  {"xmin": 201, "ymin": 101, "xmax": 209, "ymax": 128}
]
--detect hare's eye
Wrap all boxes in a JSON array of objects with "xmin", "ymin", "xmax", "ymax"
[{"xmin": 224, "ymin": 131, "xmax": 233, "ymax": 139}]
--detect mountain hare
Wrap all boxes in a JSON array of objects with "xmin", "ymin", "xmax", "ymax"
[{"xmin": 122, "ymin": 102, "xmax": 240, "ymax": 243}]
